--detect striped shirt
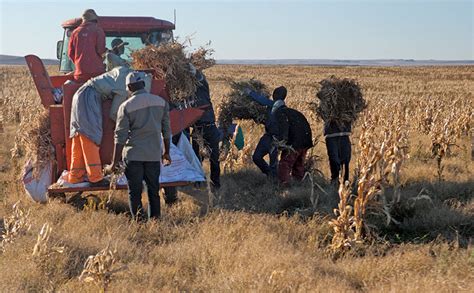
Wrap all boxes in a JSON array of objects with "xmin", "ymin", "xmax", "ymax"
[{"xmin": 115, "ymin": 89, "xmax": 171, "ymax": 162}]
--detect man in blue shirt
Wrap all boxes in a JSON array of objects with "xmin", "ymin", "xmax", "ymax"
[{"xmin": 242, "ymin": 86, "xmax": 288, "ymax": 179}]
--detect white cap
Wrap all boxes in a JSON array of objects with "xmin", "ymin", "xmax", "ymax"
[{"xmin": 126, "ymin": 71, "xmax": 146, "ymax": 86}]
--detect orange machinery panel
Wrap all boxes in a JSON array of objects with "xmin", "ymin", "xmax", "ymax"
[
  {"xmin": 49, "ymin": 105, "xmax": 66, "ymax": 179},
  {"xmin": 151, "ymin": 79, "xmax": 169, "ymax": 101},
  {"xmin": 50, "ymin": 75, "xmax": 75, "ymax": 88},
  {"xmin": 25, "ymin": 55, "xmax": 55, "ymax": 108}
]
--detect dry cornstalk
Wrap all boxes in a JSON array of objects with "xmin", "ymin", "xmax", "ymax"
[
  {"xmin": 190, "ymin": 46, "xmax": 216, "ymax": 71},
  {"xmin": 131, "ymin": 41, "xmax": 216, "ymax": 104},
  {"xmin": 79, "ymin": 243, "xmax": 118, "ymax": 290},
  {"xmin": 315, "ymin": 76, "xmax": 367, "ymax": 125},
  {"xmin": 32, "ymin": 223, "xmax": 64, "ymax": 257},
  {"xmin": 1, "ymin": 201, "xmax": 31, "ymax": 250},
  {"xmin": 131, "ymin": 42, "xmax": 197, "ymax": 103},
  {"xmin": 416, "ymin": 97, "xmax": 473, "ymax": 180},
  {"xmin": 218, "ymin": 79, "xmax": 269, "ymax": 130},
  {"xmin": 12, "ymin": 109, "xmax": 54, "ymax": 178},
  {"xmin": 328, "ymin": 180, "xmax": 356, "ymax": 254}
]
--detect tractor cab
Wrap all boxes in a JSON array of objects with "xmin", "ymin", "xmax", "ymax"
[{"xmin": 56, "ymin": 16, "xmax": 175, "ymax": 73}]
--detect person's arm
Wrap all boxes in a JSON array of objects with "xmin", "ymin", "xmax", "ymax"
[
  {"xmin": 67, "ymin": 31, "xmax": 76, "ymax": 62},
  {"xmin": 105, "ymin": 104, "xmax": 129, "ymax": 174},
  {"xmin": 109, "ymin": 90, "xmax": 127, "ymax": 121},
  {"xmin": 161, "ymin": 102, "xmax": 172, "ymax": 166},
  {"xmin": 96, "ymin": 27, "xmax": 107, "ymax": 58},
  {"xmin": 248, "ymin": 90, "xmax": 274, "ymax": 107}
]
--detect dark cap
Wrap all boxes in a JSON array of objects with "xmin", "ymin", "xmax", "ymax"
[{"xmin": 272, "ymin": 86, "xmax": 287, "ymax": 101}]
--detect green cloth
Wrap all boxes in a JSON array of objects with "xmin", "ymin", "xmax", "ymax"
[{"xmin": 233, "ymin": 125, "xmax": 245, "ymax": 150}]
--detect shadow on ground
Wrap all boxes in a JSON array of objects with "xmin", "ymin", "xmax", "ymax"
[{"xmin": 48, "ymin": 168, "xmax": 473, "ymax": 246}]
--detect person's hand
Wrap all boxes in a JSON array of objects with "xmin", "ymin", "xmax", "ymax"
[
  {"xmin": 104, "ymin": 164, "xmax": 116, "ymax": 175},
  {"xmin": 162, "ymin": 153, "xmax": 172, "ymax": 166}
]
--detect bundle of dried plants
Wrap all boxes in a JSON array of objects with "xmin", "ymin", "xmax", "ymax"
[
  {"xmin": 315, "ymin": 76, "xmax": 366, "ymax": 125},
  {"xmin": 218, "ymin": 79, "xmax": 269, "ymax": 130}
]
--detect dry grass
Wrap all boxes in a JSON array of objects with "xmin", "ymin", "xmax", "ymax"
[{"xmin": 0, "ymin": 64, "xmax": 473, "ymax": 292}]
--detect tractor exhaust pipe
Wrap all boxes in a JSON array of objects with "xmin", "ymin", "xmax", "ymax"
[{"xmin": 174, "ymin": 9, "xmax": 176, "ymax": 26}]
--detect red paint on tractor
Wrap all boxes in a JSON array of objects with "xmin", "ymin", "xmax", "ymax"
[{"xmin": 62, "ymin": 16, "xmax": 175, "ymax": 33}]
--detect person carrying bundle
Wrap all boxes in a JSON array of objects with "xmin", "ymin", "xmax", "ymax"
[
  {"xmin": 68, "ymin": 57, "xmax": 135, "ymax": 187},
  {"xmin": 315, "ymin": 77, "xmax": 366, "ymax": 185},
  {"xmin": 68, "ymin": 9, "xmax": 106, "ymax": 82},
  {"xmin": 188, "ymin": 66, "xmax": 221, "ymax": 190},
  {"xmin": 241, "ymin": 86, "xmax": 288, "ymax": 179}
]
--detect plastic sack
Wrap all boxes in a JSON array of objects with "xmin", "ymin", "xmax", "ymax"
[
  {"xmin": 56, "ymin": 170, "xmax": 91, "ymax": 188},
  {"xmin": 160, "ymin": 134, "xmax": 206, "ymax": 183},
  {"xmin": 176, "ymin": 133, "xmax": 206, "ymax": 178},
  {"xmin": 22, "ymin": 161, "xmax": 51, "ymax": 204}
]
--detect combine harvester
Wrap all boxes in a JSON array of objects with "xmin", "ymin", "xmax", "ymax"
[{"xmin": 25, "ymin": 16, "xmax": 205, "ymax": 201}]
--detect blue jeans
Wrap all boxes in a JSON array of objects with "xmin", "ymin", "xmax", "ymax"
[
  {"xmin": 253, "ymin": 133, "xmax": 278, "ymax": 177},
  {"xmin": 325, "ymin": 136, "xmax": 351, "ymax": 181},
  {"xmin": 124, "ymin": 160, "xmax": 161, "ymax": 220}
]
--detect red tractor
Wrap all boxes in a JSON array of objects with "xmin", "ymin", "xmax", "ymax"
[{"xmin": 25, "ymin": 16, "xmax": 204, "ymax": 196}]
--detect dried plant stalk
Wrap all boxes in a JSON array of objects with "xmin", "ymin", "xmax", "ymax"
[
  {"xmin": 79, "ymin": 243, "xmax": 118, "ymax": 290},
  {"xmin": 1, "ymin": 201, "xmax": 31, "ymax": 250},
  {"xmin": 12, "ymin": 109, "xmax": 54, "ymax": 178},
  {"xmin": 315, "ymin": 76, "xmax": 366, "ymax": 125},
  {"xmin": 131, "ymin": 42, "xmax": 198, "ymax": 103},
  {"xmin": 218, "ymin": 79, "xmax": 269, "ymax": 130},
  {"xmin": 328, "ymin": 180, "xmax": 356, "ymax": 254},
  {"xmin": 190, "ymin": 46, "xmax": 216, "ymax": 71},
  {"xmin": 131, "ymin": 41, "xmax": 216, "ymax": 104}
]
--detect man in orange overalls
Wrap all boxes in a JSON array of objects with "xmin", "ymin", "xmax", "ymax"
[{"xmin": 68, "ymin": 9, "xmax": 106, "ymax": 82}]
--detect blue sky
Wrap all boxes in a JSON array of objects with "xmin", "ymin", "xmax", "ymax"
[{"xmin": 0, "ymin": 0, "xmax": 472, "ymax": 60}]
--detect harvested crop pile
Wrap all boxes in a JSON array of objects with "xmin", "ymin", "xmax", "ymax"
[
  {"xmin": 131, "ymin": 42, "xmax": 196, "ymax": 103},
  {"xmin": 190, "ymin": 47, "xmax": 216, "ymax": 71},
  {"xmin": 131, "ymin": 42, "xmax": 215, "ymax": 103},
  {"xmin": 315, "ymin": 76, "xmax": 366, "ymax": 124},
  {"xmin": 218, "ymin": 79, "xmax": 269, "ymax": 130},
  {"xmin": 12, "ymin": 109, "xmax": 54, "ymax": 178}
]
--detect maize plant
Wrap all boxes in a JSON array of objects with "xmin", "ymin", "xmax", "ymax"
[
  {"xmin": 32, "ymin": 223, "xmax": 64, "ymax": 257},
  {"xmin": 328, "ymin": 180, "xmax": 356, "ymax": 254},
  {"xmin": 416, "ymin": 98, "xmax": 473, "ymax": 181},
  {"xmin": 1, "ymin": 201, "xmax": 31, "ymax": 250},
  {"xmin": 79, "ymin": 243, "xmax": 118, "ymax": 291}
]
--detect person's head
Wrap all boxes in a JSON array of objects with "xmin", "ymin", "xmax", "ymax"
[
  {"xmin": 272, "ymin": 86, "xmax": 287, "ymax": 101},
  {"xmin": 126, "ymin": 71, "xmax": 146, "ymax": 93},
  {"xmin": 111, "ymin": 38, "xmax": 128, "ymax": 56},
  {"xmin": 82, "ymin": 9, "xmax": 98, "ymax": 23}
]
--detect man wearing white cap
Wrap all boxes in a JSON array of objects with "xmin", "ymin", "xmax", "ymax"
[
  {"xmin": 68, "ymin": 9, "xmax": 106, "ymax": 82},
  {"xmin": 106, "ymin": 71, "xmax": 171, "ymax": 220}
]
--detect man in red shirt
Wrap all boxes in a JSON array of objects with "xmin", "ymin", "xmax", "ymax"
[{"xmin": 68, "ymin": 9, "xmax": 106, "ymax": 82}]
